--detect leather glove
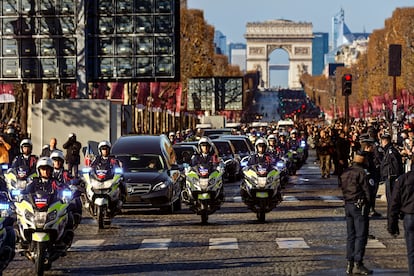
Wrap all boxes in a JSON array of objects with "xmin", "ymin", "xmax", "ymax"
[{"xmin": 388, "ymin": 223, "xmax": 400, "ymax": 237}]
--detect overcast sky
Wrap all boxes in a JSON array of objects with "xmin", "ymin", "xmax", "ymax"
[{"xmin": 187, "ymin": 0, "xmax": 414, "ymax": 43}]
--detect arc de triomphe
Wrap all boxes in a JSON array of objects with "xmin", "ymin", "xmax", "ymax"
[{"xmin": 245, "ymin": 20, "xmax": 313, "ymax": 89}]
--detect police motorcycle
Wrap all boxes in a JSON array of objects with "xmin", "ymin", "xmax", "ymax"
[
  {"xmin": 296, "ymin": 139, "xmax": 308, "ymax": 166},
  {"xmin": 0, "ymin": 191, "xmax": 16, "ymax": 273},
  {"xmin": 181, "ymin": 137, "xmax": 225, "ymax": 224},
  {"xmin": 14, "ymin": 158, "xmax": 74, "ymax": 276},
  {"xmin": 267, "ymin": 135, "xmax": 289, "ymax": 188},
  {"xmin": 4, "ymin": 165, "xmax": 33, "ymax": 202},
  {"xmin": 240, "ymin": 138, "xmax": 282, "ymax": 222},
  {"xmin": 50, "ymin": 150, "xmax": 84, "ymax": 229},
  {"xmin": 81, "ymin": 164, "xmax": 123, "ymax": 229},
  {"xmin": 0, "ymin": 164, "xmax": 8, "ymax": 176}
]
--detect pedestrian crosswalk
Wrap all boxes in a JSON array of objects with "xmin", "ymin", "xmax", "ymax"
[
  {"xmin": 69, "ymin": 236, "xmax": 387, "ymax": 251},
  {"xmin": 227, "ymin": 195, "xmax": 344, "ymax": 203}
]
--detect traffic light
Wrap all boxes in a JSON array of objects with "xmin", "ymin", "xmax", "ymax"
[{"xmin": 342, "ymin": 74, "xmax": 352, "ymax": 96}]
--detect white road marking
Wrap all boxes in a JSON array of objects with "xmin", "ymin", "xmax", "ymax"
[
  {"xmin": 209, "ymin": 238, "xmax": 238, "ymax": 250},
  {"xmin": 366, "ymin": 238, "xmax": 386, "ymax": 249},
  {"xmin": 139, "ymin": 238, "xmax": 171, "ymax": 250},
  {"xmin": 276, "ymin": 237, "xmax": 310, "ymax": 249},
  {"xmin": 320, "ymin": 195, "xmax": 343, "ymax": 203},
  {"xmin": 69, "ymin": 239, "xmax": 105, "ymax": 251},
  {"xmin": 232, "ymin": 196, "xmax": 243, "ymax": 203},
  {"xmin": 282, "ymin": 195, "xmax": 299, "ymax": 202}
]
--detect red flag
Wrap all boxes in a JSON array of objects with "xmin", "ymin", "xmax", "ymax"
[
  {"xmin": 110, "ymin": 82, "xmax": 124, "ymax": 99},
  {"xmin": 175, "ymin": 83, "xmax": 182, "ymax": 116},
  {"xmin": 136, "ymin": 82, "xmax": 150, "ymax": 108},
  {"xmin": 0, "ymin": 83, "xmax": 15, "ymax": 103}
]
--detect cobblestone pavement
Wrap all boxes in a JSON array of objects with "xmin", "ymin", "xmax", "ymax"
[{"xmin": 4, "ymin": 150, "xmax": 410, "ymax": 275}]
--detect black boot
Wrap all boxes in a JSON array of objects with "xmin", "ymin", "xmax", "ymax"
[
  {"xmin": 346, "ymin": 261, "xmax": 354, "ymax": 275},
  {"xmin": 354, "ymin": 262, "xmax": 373, "ymax": 275}
]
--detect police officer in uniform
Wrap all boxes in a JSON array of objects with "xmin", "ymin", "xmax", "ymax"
[
  {"xmin": 340, "ymin": 153, "xmax": 373, "ymax": 275},
  {"xmin": 379, "ymin": 132, "xmax": 404, "ymax": 213},
  {"xmin": 190, "ymin": 137, "xmax": 220, "ymax": 167},
  {"xmin": 388, "ymin": 170, "xmax": 414, "ymax": 276}
]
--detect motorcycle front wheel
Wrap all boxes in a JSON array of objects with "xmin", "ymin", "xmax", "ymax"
[
  {"xmin": 257, "ymin": 211, "xmax": 266, "ymax": 223},
  {"xmin": 97, "ymin": 206, "xmax": 106, "ymax": 229},
  {"xmin": 201, "ymin": 213, "xmax": 208, "ymax": 224},
  {"xmin": 34, "ymin": 242, "xmax": 47, "ymax": 276}
]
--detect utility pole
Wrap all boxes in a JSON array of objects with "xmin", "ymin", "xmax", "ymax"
[{"xmin": 76, "ymin": 0, "xmax": 87, "ymax": 98}]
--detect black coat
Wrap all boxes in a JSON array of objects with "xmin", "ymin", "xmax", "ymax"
[
  {"xmin": 388, "ymin": 171, "xmax": 414, "ymax": 232},
  {"xmin": 63, "ymin": 137, "xmax": 82, "ymax": 165},
  {"xmin": 380, "ymin": 143, "xmax": 404, "ymax": 181},
  {"xmin": 340, "ymin": 162, "xmax": 371, "ymax": 205}
]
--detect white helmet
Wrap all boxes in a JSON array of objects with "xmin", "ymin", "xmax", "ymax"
[
  {"xmin": 20, "ymin": 138, "xmax": 33, "ymax": 153},
  {"xmin": 198, "ymin": 136, "xmax": 213, "ymax": 153},
  {"xmin": 50, "ymin": 150, "xmax": 65, "ymax": 161},
  {"xmin": 98, "ymin": 140, "xmax": 112, "ymax": 154},
  {"xmin": 255, "ymin": 138, "xmax": 268, "ymax": 151},
  {"xmin": 290, "ymin": 129, "xmax": 298, "ymax": 136},
  {"xmin": 36, "ymin": 157, "xmax": 53, "ymax": 175},
  {"xmin": 267, "ymin": 134, "xmax": 276, "ymax": 141}
]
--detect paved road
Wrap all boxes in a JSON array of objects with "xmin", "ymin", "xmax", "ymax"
[{"xmin": 5, "ymin": 150, "xmax": 410, "ymax": 275}]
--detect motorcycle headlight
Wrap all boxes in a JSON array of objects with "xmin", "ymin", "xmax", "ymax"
[
  {"xmin": 244, "ymin": 175, "xmax": 257, "ymax": 188},
  {"xmin": 61, "ymin": 189, "xmax": 73, "ymax": 203},
  {"xmin": 82, "ymin": 167, "xmax": 92, "ymax": 174},
  {"xmin": 34, "ymin": 211, "xmax": 47, "ymax": 228},
  {"xmin": 24, "ymin": 210, "xmax": 35, "ymax": 222},
  {"xmin": 114, "ymin": 167, "xmax": 123, "ymax": 174},
  {"xmin": 153, "ymin": 181, "xmax": 168, "ymax": 191},
  {"xmin": 46, "ymin": 210, "xmax": 57, "ymax": 223},
  {"xmin": 0, "ymin": 203, "xmax": 10, "ymax": 218},
  {"xmin": 199, "ymin": 178, "xmax": 209, "ymax": 190},
  {"xmin": 276, "ymin": 161, "xmax": 285, "ymax": 170},
  {"xmin": 257, "ymin": 177, "xmax": 267, "ymax": 188}
]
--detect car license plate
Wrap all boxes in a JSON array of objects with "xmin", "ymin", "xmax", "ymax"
[
  {"xmin": 256, "ymin": 191, "xmax": 268, "ymax": 198},
  {"xmin": 198, "ymin": 193, "xmax": 210, "ymax": 200}
]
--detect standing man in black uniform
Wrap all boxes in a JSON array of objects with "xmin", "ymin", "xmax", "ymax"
[
  {"xmin": 340, "ymin": 153, "xmax": 373, "ymax": 275},
  {"xmin": 388, "ymin": 170, "xmax": 414, "ymax": 276},
  {"xmin": 379, "ymin": 133, "xmax": 404, "ymax": 213},
  {"xmin": 63, "ymin": 133, "xmax": 82, "ymax": 177},
  {"xmin": 360, "ymin": 134, "xmax": 381, "ymax": 217}
]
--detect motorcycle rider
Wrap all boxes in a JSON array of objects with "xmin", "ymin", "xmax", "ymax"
[
  {"xmin": 190, "ymin": 137, "xmax": 220, "ymax": 167},
  {"xmin": 277, "ymin": 132, "xmax": 290, "ymax": 156},
  {"xmin": 11, "ymin": 139, "xmax": 38, "ymax": 176},
  {"xmin": 90, "ymin": 141, "xmax": 126, "ymax": 207},
  {"xmin": 247, "ymin": 138, "xmax": 273, "ymax": 167},
  {"xmin": 24, "ymin": 157, "xmax": 74, "ymax": 248},
  {"xmin": 50, "ymin": 150, "xmax": 83, "ymax": 226},
  {"xmin": 0, "ymin": 189, "xmax": 15, "ymax": 269},
  {"xmin": 267, "ymin": 134, "xmax": 279, "ymax": 162},
  {"xmin": 247, "ymin": 138, "xmax": 282, "ymax": 202},
  {"xmin": 289, "ymin": 129, "xmax": 300, "ymax": 150}
]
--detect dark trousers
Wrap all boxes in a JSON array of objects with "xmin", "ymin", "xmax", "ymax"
[
  {"xmin": 385, "ymin": 178, "xmax": 395, "ymax": 213},
  {"xmin": 369, "ymin": 181, "xmax": 379, "ymax": 211},
  {"xmin": 404, "ymin": 214, "xmax": 414, "ymax": 276},
  {"xmin": 345, "ymin": 202, "xmax": 369, "ymax": 263},
  {"xmin": 68, "ymin": 163, "xmax": 79, "ymax": 177}
]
